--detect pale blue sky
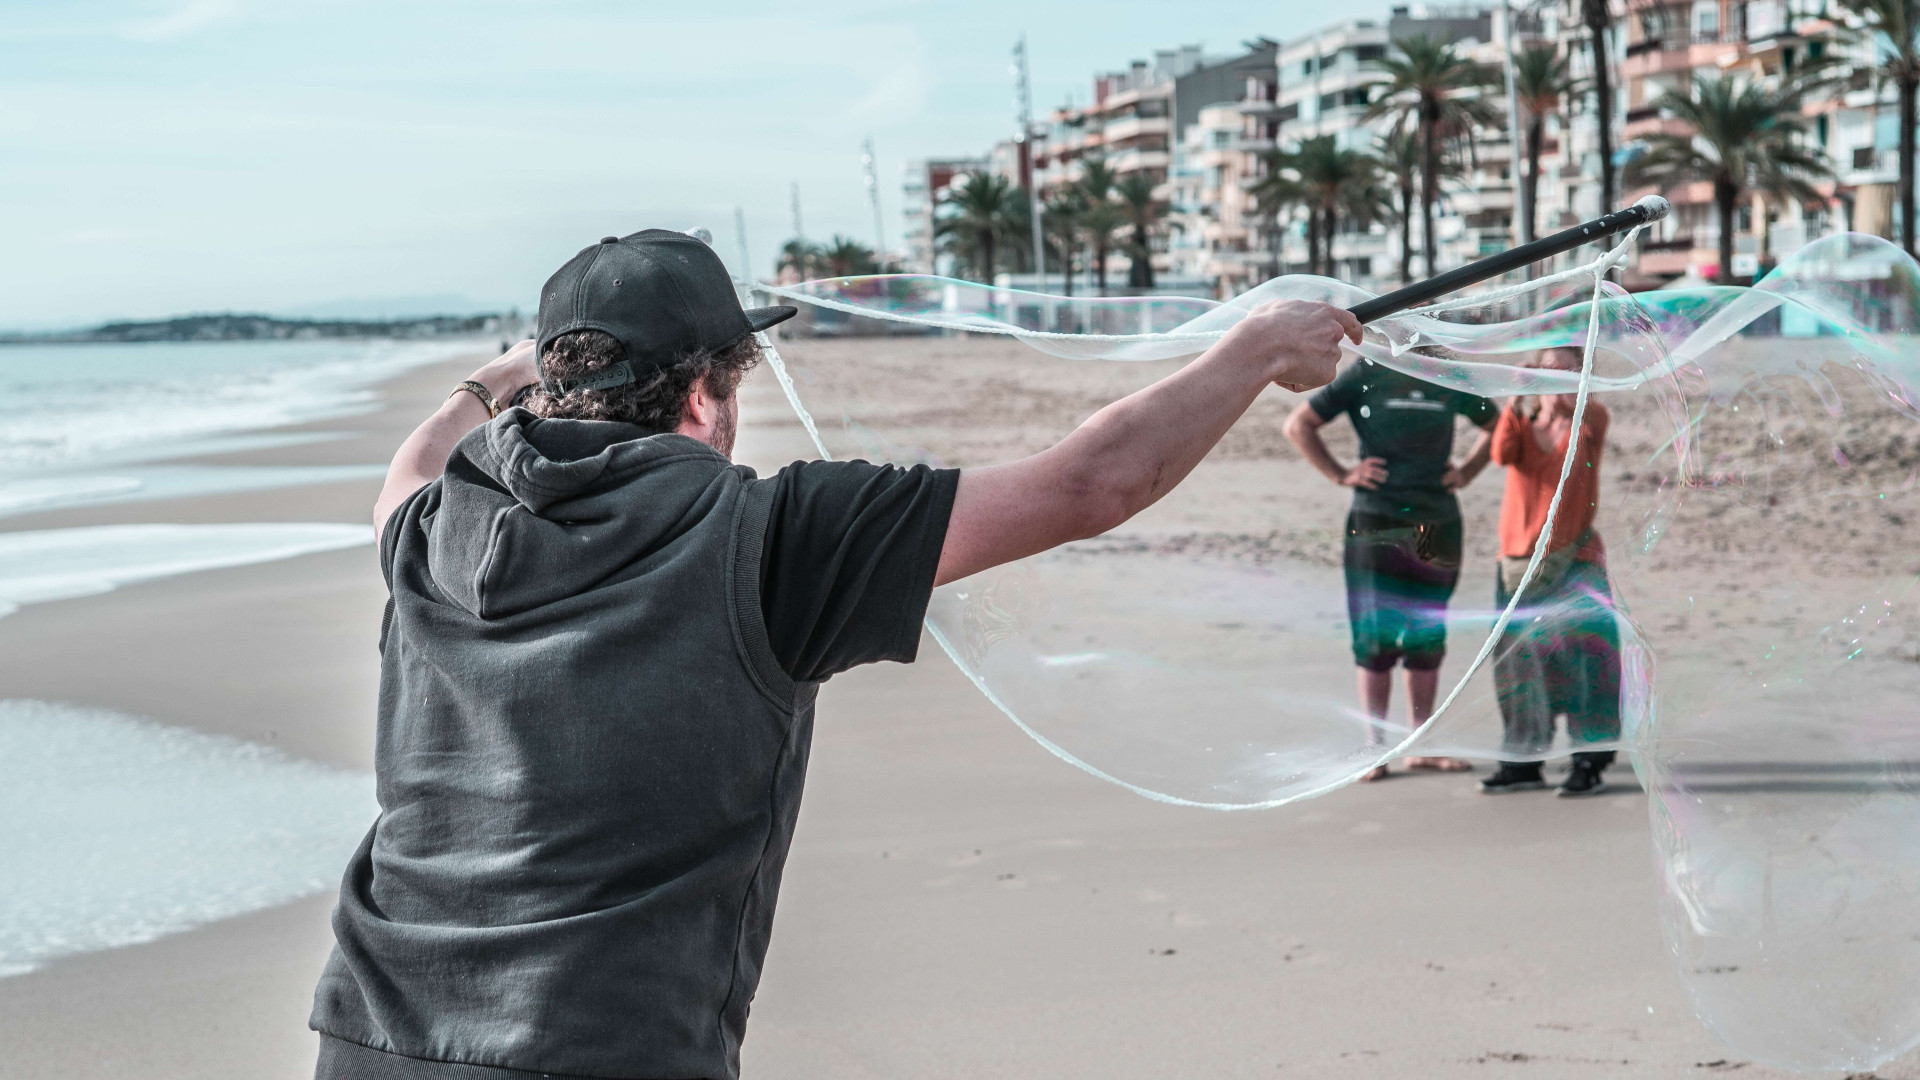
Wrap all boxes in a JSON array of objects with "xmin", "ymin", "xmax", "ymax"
[{"xmin": 3, "ymin": 0, "xmax": 1378, "ymax": 327}]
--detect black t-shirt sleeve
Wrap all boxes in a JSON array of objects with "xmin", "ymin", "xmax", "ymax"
[
  {"xmin": 1305, "ymin": 361, "xmax": 1363, "ymax": 422},
  {"xmin": 757, "ymin": 459, "xmax": 960, "ymax": 684}
]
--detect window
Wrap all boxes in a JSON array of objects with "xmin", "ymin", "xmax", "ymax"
[
  {"xmin": 1276, "ymin": 103, "xmax": 1299, "ymax": 122},
  {"xmin": 1354, "ymin": 44, "xmax": 1386, "ymax": 62},
  {"xmin": 1693, "ymin": 0, "xmax": 1719, "ymax": 39},
  {"xmin": 1320, "ymin": 92, "xmax": 1339, "ymax": 111}
]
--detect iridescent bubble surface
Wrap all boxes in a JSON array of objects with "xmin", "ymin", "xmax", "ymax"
[{"xmin": 755, "ymin": 232, "xmax": 1920, "ymax": 1071}]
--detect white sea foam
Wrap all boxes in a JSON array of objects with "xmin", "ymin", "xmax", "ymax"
[
  {"xmin": 0, "ymin": 338, "xmax": 481, "ymax": 473},
  {"xmin": 0, "ymin": 464, "xmax": 386, "ymax": 520},
  {"xmin": 0, "ymin": 700, "xmax": 374, "ymax": 977},
  {"xmin": 0, "ymin": 523, "xmax": 372, "ymax": 618}
]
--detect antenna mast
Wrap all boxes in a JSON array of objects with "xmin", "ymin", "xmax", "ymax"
[
  {"xmin": 1013, "ymin": 35, "xmax": 1044, "ymax": 289},
  {"xmin": 861, "ymin": 137, "xmax": 886, "ymax": 261}
]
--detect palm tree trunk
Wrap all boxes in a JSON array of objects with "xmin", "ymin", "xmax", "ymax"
[
  {"xmin": 1523, "ymin": 114, "xmax": 1544, "ymax": 245},
  {"xmin": 1585, "ymin": 0, "xmax": 1616, "ymax": 216},
  {"xmin": 979, "ymin": 228, "xmax": 996, "ymax": 285},
  {"xmin": 1421, "ymin": 104, "xmax": 1441, "ymax": 276},
  {"xmin": 1324, "ymin": 208, "xmax": 1340, "ymax": 279},
  {"xmin": 1095, "ymin": 237, "xmax": 1110, "ymax": 295},
  {"xmin": 1901, "ymin": 73, "xmax": 1917, "ymax": 256},
  {"xmin": 1399, "ymin": 183, "xmax": 1414, "ymax": 284},
  {"xmin": 1307, "ymin": 208, "xmax": 1322, "ymax": 275},
  {"xmin": 1716, "ymin": 179, "xmax": 1737, "ymax": 285}
]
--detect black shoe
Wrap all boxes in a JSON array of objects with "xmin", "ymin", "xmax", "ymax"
[
  {"xmin": 1558, "ymin": 761, "xmax": 1608, "ymax": 798},
  {"xmin": 1480, "ymin": 764, "xmax": 1547, "ymax": 794}
]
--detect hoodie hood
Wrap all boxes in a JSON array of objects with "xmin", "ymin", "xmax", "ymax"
[{"xmin": 424, "ymin": 409, "xmax": 739, "ymax": 618}]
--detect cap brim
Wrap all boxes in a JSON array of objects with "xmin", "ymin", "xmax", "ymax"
[{"xmin": 744, "ymin": 305, "xmax": 798, "ymax": 332}]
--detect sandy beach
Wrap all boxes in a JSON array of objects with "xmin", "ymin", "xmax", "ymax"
[{"xmin": 0, "ymin": 336, "xmax": 1908, "ymax": 1079}]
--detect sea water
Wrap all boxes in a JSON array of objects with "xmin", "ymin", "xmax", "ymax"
[
  {"xmin": 0, "ymin": 337, "xmax": 485, "ymax": 503},
  {"xmin": 0, "ymin": 337, "xmax": 483, "ymax": 978}
]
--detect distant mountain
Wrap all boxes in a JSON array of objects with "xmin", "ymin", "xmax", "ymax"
[
  {"xmin": 274, "ymin": 294, "xmax": 527, "ymax": 321},
  {"xmin": 0, "ymin": 311, "xmax": 522, "ymax": 344}
]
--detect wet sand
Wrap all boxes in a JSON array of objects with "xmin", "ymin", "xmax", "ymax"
[{"xmin": 0, "ymin": 338, "xmax": 1905, "ymax": 1078}]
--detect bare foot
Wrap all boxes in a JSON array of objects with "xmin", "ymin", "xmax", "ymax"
[
  {"xmin": 1406, "ymin": 756, "xmax": 1474, "ymax": 772},
  {"xmin": 1360, "ymin": 764, "xmax": 1390, "ymax": 782}
]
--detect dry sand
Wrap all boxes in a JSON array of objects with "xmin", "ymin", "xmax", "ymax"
[{"xmin": 0, "ymin": 336, "xmax": 1909, "ymax": 1078}]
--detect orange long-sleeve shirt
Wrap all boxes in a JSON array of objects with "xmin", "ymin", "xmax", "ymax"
[{"xmin": 1491, "ymin": 402, "xmax": 1608, "ymax": 562}]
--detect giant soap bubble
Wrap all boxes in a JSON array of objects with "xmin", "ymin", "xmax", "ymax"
[{"xmin": 748, "ymin": 231, "xmax": 1920, "ymax": 1072}]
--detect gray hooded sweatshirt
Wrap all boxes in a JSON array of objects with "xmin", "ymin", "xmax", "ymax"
[{"xmin": 312, "ymin": 411, "xmax": 826, "ymax": 1080}]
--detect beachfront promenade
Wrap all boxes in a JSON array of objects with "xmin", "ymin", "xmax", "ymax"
[{"xmin": 0, "ymin": 349, "xmax": 1848, "ymax": 1079}]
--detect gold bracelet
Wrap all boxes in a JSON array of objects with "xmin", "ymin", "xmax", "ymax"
[{"xmin": 451, "ymin": 380, "xmax": 499, "ymax": 419}]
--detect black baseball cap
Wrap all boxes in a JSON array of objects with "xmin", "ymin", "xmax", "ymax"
[{"xmin": 536, "ymin": 229, "xmax": 796, "ymax": 395}]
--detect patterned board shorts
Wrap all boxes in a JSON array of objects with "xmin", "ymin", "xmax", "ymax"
[{"xmin": 1342, "ymin": 511, "xmax": 1464, "ymax": 672}]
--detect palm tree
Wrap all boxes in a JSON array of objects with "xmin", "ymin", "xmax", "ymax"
[
  {"xmin": 1279, "ymin": 135, "xmax": 1388, "ymax": 277},
  {"xmin": 776, "ymin": 238, "xmax": 821, "ymax": 280},
  {"xmin": 1074, "ymin": 159, "xmax": 1125, "ymax": 294},
  {"xmin": 1376, "ymin": 127, "xmax": 1423, "ymax": 284},
  {"xmin": 1367, "ymin": 34, "xmax": 1499, "ymax": 275},
  {"xmin": 1115, "ymin": 172, "xmax": 1163, "ymax": 288},
  {"xmin": 1043, "ymin": 190, "xmax": 1085, "ymax": 296},
  {"xmin": 1248, "ymin": 147, "xmax": 1308, "ymax": 279},
  {"xmin": 1512, "ymin": 46, "xmax": 1575, "ymax": 244},
  {"xmin": 1626, "ymin": 72, "xmax": 1833, "ymax": 283},
  {"xmin": 820, "ymin": 235, "xmax": 879, "ymax": 277},
  {"xmin": 936, "ymin": 171, "xmax": 1020, "ymax": 283},
  {"xmin": 1840, "ymin": 0, "xmax": 1918, "ymax": 254},
  {"xmin": 997, "ymin": 195, "xmax": 1036, "ymax": 273},
  {"xmin": 1582, "ymin": 0, "xmax": 1618, "ymax": 220}
]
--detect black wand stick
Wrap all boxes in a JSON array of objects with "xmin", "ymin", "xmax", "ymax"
[{"xmin": 1346, "ymin": 196, "xmax": 1670, "ymax": 325}]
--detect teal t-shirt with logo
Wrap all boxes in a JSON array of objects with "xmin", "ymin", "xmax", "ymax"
[{"xmin": 1305, "ymin": 358, "xmax": 1497, "ymax": 521}]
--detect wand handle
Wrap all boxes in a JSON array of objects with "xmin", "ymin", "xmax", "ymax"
[{"xmin": 1346, "ymin": 196, "xmax": 1670, "ymax": 325}]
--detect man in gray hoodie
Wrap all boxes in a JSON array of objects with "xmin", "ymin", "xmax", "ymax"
[{"xmin": 310, "ymin": 229, "xmax": 1360, "ymax": 1080}]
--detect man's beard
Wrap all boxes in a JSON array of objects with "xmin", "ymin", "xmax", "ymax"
[{"xmin": 711, "ymin": 394, "xmax": 737, "ymax": 458}]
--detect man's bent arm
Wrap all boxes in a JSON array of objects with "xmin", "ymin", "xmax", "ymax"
[
  {"xmin": 935, "ymin": 301, "xmax": 1361, "ymax": 587},
  {"xmin": 374, "ymin": 341, "xmax": 540, "ymax": 543}
]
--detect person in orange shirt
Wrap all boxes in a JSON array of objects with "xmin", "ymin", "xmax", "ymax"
[{"xmin": 1474, "ymin": 347, "xmax": 1623, "ymax": 797}]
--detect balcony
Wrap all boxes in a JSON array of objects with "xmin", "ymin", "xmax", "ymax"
[
  {"xmin": 1104, "ymin": 115, "xmax": 1171, "ymax": 144},
  {"xmin": 1108, "ymin": 148, "xmax": 1172, "ymax": 174},
  {"xmin": 1620, "ymin": 38, "xmax": 1742, "ymax": 78}
]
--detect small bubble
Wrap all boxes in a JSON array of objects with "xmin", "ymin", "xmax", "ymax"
[{"xmin": 1359, "ymin": 405, "xmax": 1371, "ymax": 418}]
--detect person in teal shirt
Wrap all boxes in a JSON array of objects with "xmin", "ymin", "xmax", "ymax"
[{"xmin": 1285, "ymin": 357, "xmax": 1496, "ymax": 780}]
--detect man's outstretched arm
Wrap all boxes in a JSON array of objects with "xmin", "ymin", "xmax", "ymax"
[
  {"xmin": 374, "ymin": 341, "xmax": 540, "ymax": 542},
  {"xmin": 935, "ymin": 300, "xmax": 1362, "ymax": 587}
]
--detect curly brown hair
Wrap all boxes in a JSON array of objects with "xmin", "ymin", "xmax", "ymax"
[{"xmin": 522, "ymin": 329, "xmax": 762, "ymax": 432}]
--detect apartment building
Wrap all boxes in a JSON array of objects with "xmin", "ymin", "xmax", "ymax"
[
  {"xmin": 1238, "ymin": 5, "xmax": 1519, "ymax": 289},
  {"xmin": 1165, "ymin": 103, "xmax": 1260, "ymax": 291},
  {"xmin": 1027, "ymin": 42, "xmax": 1278, "ymax": 286},
  {"xmin": 1611, "ymin": 0, "xmax": 1903, "ymax": 280}
]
